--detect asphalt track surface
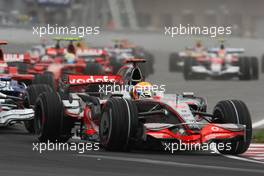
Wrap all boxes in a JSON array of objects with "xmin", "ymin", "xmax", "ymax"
[{"xmin": 1, "ymin": 43, "xmax": 264, "ymax": 176}]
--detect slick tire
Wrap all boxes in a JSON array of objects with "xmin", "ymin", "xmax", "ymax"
[
  {"xmin": 24, "ymin": 84, "xmax": 53, "ymax": 134},
  {"xmin": 7, "ymin": 62, "xmax": 29, "ymax": 74},
  {"xmin": 84, "ymin": 63, "xmax": 104, "ymax": 92},
  {"xmin": 169, "ymin": 53, "xmax": 181, "ymax": 72},
  {"xmin": 183, "ymin": 57, "xmax": 193, "ymax": 80},
  {"xmin": 213, "ymin": 100, "xmax": 252, "ymax": 155},
  {"xmin": 32, "ymin": 72, "xmax": 55, "ymax": 90},
  {"xmin": 99, "ymin": 98, "xmax": 138, "ymax": 151},
  {"xmin": 250, "ymin": 57, "xmax": 259, "ymax": 80},
  {"xmin": 262, "ymin": 55, "xmax": 264, "ymax": 73},
  {"xmin": 239, "ymin": 57, "xmax": 251, "ymax": 80},
  {"xmin": 34, "ymin": 92, "xmax": 72, "ymax": 142},
  {"xmin": 110, "ymin": 58, "xmax": 122, "ymax": 74},
  {"xmin": 84, "ymin": 63, "xmax": 104, "ymax": 75},
  {"xmin": 146, "ymin": 53, "xmax": 154, "ymax": 75}
]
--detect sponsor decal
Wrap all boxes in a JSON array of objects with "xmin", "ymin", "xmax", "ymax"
[
  {"xmin": 3, "ymin": 54, "xmax": 24, "ymax": 62},
  {"xmin": 68, "ymin": 75, "xmax": 121, "ymax": 84}
]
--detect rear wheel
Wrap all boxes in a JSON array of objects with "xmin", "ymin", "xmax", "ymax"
[
  {"xmin": 183, "ymin": 57, "xmax": 194, "ymax": 80},
  {"xmin": 84, "ymin": 63, "xmax": 105, "ymax": 92},
  {"xmin": 239, "ymin": 57, "xmax": 251, "ymax": 80},
  {"xmin": 169, "ymin": 53, "xmax": 181, "ymax": 72},
  {"xmin": 250, "ymin": 57, "xmax": 259, "ymax": 80},
  {"xmin": 7, "ymin": 62, "xmax": 30, "ymax": 74},
  {"xmin": 213, "ymin": 100, "xmax": 252, "ymax": 154},
  {"xmin": 110, "ymin": 58, "xmax": 122, "ymax": 74},
  {"xmin": 32, "ymin": 72, "xmax": 55, "ymax": 90},
  {"xmin": 262, "ymin": 55, "xmax": 264, "ymax": 73},
  {"xmin": 24, "ymin": 84, "xmax": 52, "ymax": 133},
  {"xmin": 99, "ymin": 98, "xmax": 138, "ymax": 151},
  {"xmin": 34, "ymin": 92, "xmax": 73, "ymax": 142},
  {"xmin": 84, "ymin": 63, "xmax": 104, "ymax": 75}
]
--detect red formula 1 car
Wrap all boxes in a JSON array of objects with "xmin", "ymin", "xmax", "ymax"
[
  {"xmin": 0, "ymin": 41, "xmax": 34, "ymax": 84},
  {"xmin": 31, "ymin": 59, "xmax": 251, "ymax": 155},
  {"xmin": 76, "ymin": 48, "xmax": 113, "ymax": 74}
]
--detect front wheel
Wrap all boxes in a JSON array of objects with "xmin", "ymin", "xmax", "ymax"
[
  {"xmin": 24, "ymin": 84, "xmax": 53, "ymax": 133},
  {"xmin": 84, "ymin": 63, "xmax": 104, "ymax": 75},
  {"xmin": 34, "ymin": 92, "xmax": 73, "ymax": 142},
  {"xmin": 169, "ymin": 53, "xmax": 181, "ymax": 72},
  {"xmin": 213, "ymin": 100, "xmax": 252, "ymax": 154},
  {"xmin": 183, "ymin": 57, "xmax": 194, "ymax": 80},
  {"xmin": 262, "ymin": 55, "xmax": 264, "ymax": 73},
  {"xmin": 239, "ymin": 57, "xmax": 251, "ymax": 80},
  {"xmin": 250, "ymin": 57, "xmax": 259, "ymax": 80},
  {"xmin": 99, "ymin": 98, "xmax": 138, "ymax": 151}
]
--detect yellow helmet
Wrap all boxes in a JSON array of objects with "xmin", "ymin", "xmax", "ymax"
[
  {"xmin": 64, "ymin": 52, "xmax": 75, "ymax": 64},
  {"xmin": 132, "ymin": 82, "xmax": 153, "ymax": 99}
]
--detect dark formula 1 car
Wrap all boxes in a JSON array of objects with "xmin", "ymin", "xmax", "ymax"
[
  {"xmin": 0, "ymin": 77, "xmax": 34, "ymax": 127},
  {"xmin": 32, "ymin": 75, "xmax": 252, "ymax": 155},
  {"xmin": 76, "ymin": 48, "xmax": 113, "ymax": 74},
  {"xmin": 105, "ymin": 39, "xmax": 154, "ymax": 77}
]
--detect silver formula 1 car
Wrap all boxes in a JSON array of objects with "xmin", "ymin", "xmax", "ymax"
[{"xmin": 183, "ymin": 46, "xmax": 259, "ymax": 80}]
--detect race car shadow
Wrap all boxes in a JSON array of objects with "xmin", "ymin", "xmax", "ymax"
[
  {"xmin": 0, "ymin": 124, "xmax": 29, "ymax": 135},
  {"xmin": 96, "ymin": 146, "xmax": 220, "ymax": 157}
]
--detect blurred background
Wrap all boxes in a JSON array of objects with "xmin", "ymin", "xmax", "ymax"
[{"xmin": 1, "ymin": 0, "xmax": 264, "ymax": 38}]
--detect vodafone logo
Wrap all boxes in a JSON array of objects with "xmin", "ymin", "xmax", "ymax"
[{"xmin": 69, "ymin": 75, "xmax": 120, "ymax": 84}]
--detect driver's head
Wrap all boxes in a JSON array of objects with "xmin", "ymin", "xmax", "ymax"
[
  {"xmin": 220, "ymin": 43, "xmax": 225, "ymax": 50},
  {"xmin": 132, "ymin": 82, "xmax": 154, "ymax": 100},
  {"xmin": 64, "ymin": 52, "xmax": 75, "ymax": 64},
  {"xmin": 0, "ymin": 48, "xmax": 3, "ymax": 61},
  {"xmin": 196, "ymin": 40, "xmax": 202, "ymax": 48},
  {"xmin": 67, "ymin": 41, "xmax": 76, "ymax": 54}
]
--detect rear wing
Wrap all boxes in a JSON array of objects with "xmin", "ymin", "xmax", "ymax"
[
  {"xmin": 76, "ymin": 48, "xmax": 105, "ymax": 57},
  {"xmin": 208, "ymin": 48, "xmax": 245, "ymax": 54},
  {"xmin": 125, "ymin": 58, "xmax": 146, "ymax": 67},
  {"xmin": 125, "ymin": 58, "xmax": 146, "ymax": 63},
  {"xmin": 0, "ymin": 41, "xmax": 8, "ymax": 45},
  {"xmin": 52, "ymin": 37, "xmax": 82, "ymax": 42},
  {"xmin": 52, "ymin": 37, "xmax": 82, "ymax": 51},
  {"xmin": 3, "ymin": 53, "xmax": 28, "ymax": 62},
  {"xmin": 105, "ymin": 48, "xmax": 133, "ymax": 53}
]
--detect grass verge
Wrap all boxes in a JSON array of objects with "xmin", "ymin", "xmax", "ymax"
[{"xmin": 252, "ymin": 129, "xmax": 264, "ymax": 143}]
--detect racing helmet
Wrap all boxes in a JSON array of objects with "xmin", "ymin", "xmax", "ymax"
[
  {"xmin": 196, "ymin": 40, "xmax": 202, "ymax": 48},
  {"xmin": 132, "ymin": 82, "xmax": 154, "ymax": 99},
  {"xmin": 64, "ymin": 52, "xmax": 76, "ymax": 64},
  {"xmin": 0, "ymin": 49, "xmax": 3, "ymax": 61},
  {"xmin": 220, "ymin": 43, "xmax": 225, "ymax": 50}
]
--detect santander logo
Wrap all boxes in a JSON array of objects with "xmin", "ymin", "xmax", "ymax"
[
  {"xmin": 4, "ymin": 54, "xmax": 24, "ymax": 62},
  {"xmin": 69, "ymin": 75, "xmax": 121, "ymax": 84}
]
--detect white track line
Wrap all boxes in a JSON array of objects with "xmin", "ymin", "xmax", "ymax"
[
  {"xmin": 224, "ymin": 155, "xmax": 264, "ymax": 165},
  {"xmin": 219, "ymin": 118, "xmax": 264, "ymax": 164},
  {"xmin": 252, "ymin": 119, "xmax": 264, "ymax": 128},
  {"xmin": 78, "ymin": 154, "xmax": 264, "ymax": 174},
  {"xmin": 249, "ymin": 144, "xmax": 264, "ymax": 147}
]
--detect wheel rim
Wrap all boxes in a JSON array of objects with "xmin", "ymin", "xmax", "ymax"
[
  {"xmin": 35, "ymin": 103, "xmax": 45, "ymax": 137},
  {"xmin": 100, "ymin": 109, "xmax": 112, "ymax": 145}
]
